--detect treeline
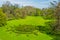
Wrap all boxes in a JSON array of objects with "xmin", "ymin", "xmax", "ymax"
[
  {"xmin": 1, "ymin": 1, "xmax": 40, "ymax": 20},
  {"xmin": 0, "ymin": 1, "xmax": 55, "ymax": 20}
]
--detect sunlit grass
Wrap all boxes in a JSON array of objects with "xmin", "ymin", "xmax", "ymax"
[{"xmin": 0, "ymin": 16, "xmax": 53, "ymax": 40}]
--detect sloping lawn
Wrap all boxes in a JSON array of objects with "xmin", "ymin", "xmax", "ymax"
[
  {"xmin": 7, "ymin": 16, "xmax": 50, "ymax": 26},
  {"xmin": 0, "ymin": 16, "xmax": 53, "ymax": 40},
  {"xmin": 0, "ymin": 27, "xmax": 53, "ymax": 40}
]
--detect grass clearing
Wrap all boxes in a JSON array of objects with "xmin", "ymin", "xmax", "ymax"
[
  {"xmin": 0, "ymin": 16, "xmax": 53, "ymax": 40},
  {"xmin": 7, "ymin": 16, "xmax": 50, "ymax": 27}
]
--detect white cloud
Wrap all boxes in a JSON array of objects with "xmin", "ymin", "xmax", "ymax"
[{"xmin": 0, "ymin": 0, "xmax": 58, "ymax": 8}]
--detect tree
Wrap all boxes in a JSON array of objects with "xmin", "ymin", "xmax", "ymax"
[
  {"xmin": 40, "ymin": 8, "xmax": 54, "ymax": 19},
  {"xmin": 2, "ymin": 1, "xmax": 20, "ymax": 20},
  {"xmin": 2, "ymin": 1, "xmax": 14, "ymax": 20},
  {"xmin": 35, "ymin": 8, "xmax": 41, "ymax": 16},
  {"xmin": 50, "ymin": 1, "xmax": 60, "ymax": 35}
]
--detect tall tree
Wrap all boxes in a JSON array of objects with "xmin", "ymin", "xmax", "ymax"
[{"xmin": 50, "ymin": 1, "xmax": 60, "ymax": 35}]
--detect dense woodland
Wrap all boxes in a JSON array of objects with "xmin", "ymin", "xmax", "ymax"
[{"xmin": 0, "ymin": 1, "xmax": 60, "ymax": 40}]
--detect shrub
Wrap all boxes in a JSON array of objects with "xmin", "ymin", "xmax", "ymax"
[
  {"xmin": 10, "ymin": 25, "xmax": 38, "ymax": 34},
  {"xmin": 37, "ymin": 21, "xmax": 55, "ymax": 35},
  {"xmin": 0, "ymin": 9, "xmax": 7, "ymax": 27}
]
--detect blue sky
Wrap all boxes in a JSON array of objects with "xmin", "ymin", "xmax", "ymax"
[{"xmin": 0, "ymin": 0, "xmax": 58, "ymax": 8}]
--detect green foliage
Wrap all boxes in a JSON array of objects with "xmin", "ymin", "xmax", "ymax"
[
  {"xmin": 37, "ymin": 26, "xmax": 51, "ymax": 34},
  {"xmin": 2, "ymin": 1, "xmax": 20, "ymax": 20},
  {"xmin": 0, "ymin": 1, "xmax": 58, "ymax": 40},
  {"xmin": 0, "ymin": 9, "xmax": 7, "ymax": 26},
  {"xmin": 37, "ymin": 20, "xmax": 55, "ymax": 35},
  {"xmin": 0, "ymin": 16, "xmax": 53, "ymax": 40},
  {"xmin": 50, "ymin": 1, "xmax": 60, "ymax": 36},
  {"xmin": 40, "ymin": 8, "xmax": 54, "ymax": 19},
  {"xmin": 10, "ymin": 25, "xmax": 38, "ymax": 34},
  {"xmin": 1, "ymin": 2, "xmax": 42, "ymax": 20}
]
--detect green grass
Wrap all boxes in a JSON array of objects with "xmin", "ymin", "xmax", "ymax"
[
  {"xmin": 0, "ymin": 28, "xmax": 53, "ymax": 40},
  {"xmin": 0, "ymin": 16, "xmax": 53, "ymax": 40},
  {"xmin": 7, "ymin": 16, "xmax": 50, "ymax": 27}
]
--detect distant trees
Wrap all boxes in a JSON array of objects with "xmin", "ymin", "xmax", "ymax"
[
  {"xmin": 1, "ymin": 1, "xmax": 58, "ymax": 20},
  {"xmin": 1, "ymin": 1, "xmax": 42, "ymax": 20},
  {"xmin": 2, "ymin": 1, "xmax": 14, "ymax": 20},
  {"xmin": 22, "ymin": 6, "xmax": 36, "ymax": 16},
  {"xmin": 35, "ymin": 8, "xmax": 41, "ymax": 16},
  {"xmin": 1, "ymin": 1, "xmax": 20, "ymax": 20}
]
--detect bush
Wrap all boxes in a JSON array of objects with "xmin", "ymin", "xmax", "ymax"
[
  {"xmin": 37, "ymin": 26, "xmax": 51, "ymax": 34},
  {"xmin": 10, "ymin": 25, "xmax": 38, "ymax": 34},
  {"xmin": 37, "ymin": 21, "xmax": 55, "ymax": 35},
  {"xmin": 0, "ymin": 9, "xmax": 7, "ymax": 27}
]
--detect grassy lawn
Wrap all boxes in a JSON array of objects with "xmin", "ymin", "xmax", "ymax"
[
  {"xmin": 0, "ymin": 28, "xmax": 53, "ymax": 40},
  {"xmin": 7, "ymin": 16, "xmax": 50, "ymax": 26},
  {"xmin": 0, "ymin": 16, "xmax": 53, "ymax": 40}
]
